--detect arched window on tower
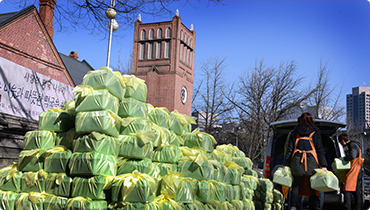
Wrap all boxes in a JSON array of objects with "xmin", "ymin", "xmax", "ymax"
[
  {"xmin": 180, "ymin": 30, "xmax": 183, "ymax": 41},
  {"xmin": 149, "ymin": 29, "xmax": 154, "ymax": 40},
  {"xmin": 157, "ymin": 28, "xmax": 162, "ymax": 39},
  {"xmin": 190, "ymin": 39, "xmax": 192, "ymax": 48},
  {"xmin": 189, "ymin": 51, "xmax": 192, "ymax": 67},
  {"xmin": 166, "ymin": 27, "xmax": 171, "ymax": 38},
  {"xmin": 139, "ymin": 43, "xmax": 145, "ymax": 60},
  {"xmin": 165, "ymin": 41, "xmax": 170, "ymax": 58},
  {"xmin": 141, "ymin": 30, "xmax": 146, "ymax": 40},
  {"xmin": 179, "ymin": 44, "xmax": 183, "ymax": 61},
  {"xmin": 148, "ymin": 43, "xmax": 153, "ymax": 59},
  {"xmin": 156, "ymin": 42, "xmax": 161, "ymax": 58}
]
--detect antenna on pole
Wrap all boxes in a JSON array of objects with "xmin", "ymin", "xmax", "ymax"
[{"xmin": 106, "ymin": 0, "xmax": 118, "ymax": 68}]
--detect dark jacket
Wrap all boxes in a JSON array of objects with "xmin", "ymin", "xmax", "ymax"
[
  {"xmin": 284, "ymin": 124, "xmax": 327, "ymax": 176},
  {"xmin": 344, "ymin": 141, "xmax": 361, "ymax": 161}
]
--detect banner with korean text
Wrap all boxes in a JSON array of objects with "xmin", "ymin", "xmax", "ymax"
[{"xmin": 0, "ymin": 57, "xmax": 74, "ymax": 120}]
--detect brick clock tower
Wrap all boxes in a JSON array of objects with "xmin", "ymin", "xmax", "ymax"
[{"xmin": 131, "ymin": 10, "xmax": 195, "ymax": 116}]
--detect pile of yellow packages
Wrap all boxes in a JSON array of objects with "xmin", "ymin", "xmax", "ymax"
[{"xmin": 0, "ymin": 67, "xmax": 285, "ymax": 210}]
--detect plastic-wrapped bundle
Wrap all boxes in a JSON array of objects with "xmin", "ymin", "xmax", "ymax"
[
  {"xmin": 209, "ymin": 180, "xmax": 226, "ymax": 203},
  {"xmin": 159, "ymin": 171, "xmax": 196, "ymax": 203},
  {"xmin": 69, "ymin": 151, "xmax": 117, "ymax": 177},
  {"xmin": 21, "ymin": 170, "xmax": 48, "ymax": 193},
  {"xmin": 209, "ymin": 159, "xmax": 224, "ymax": 183},
  {"xmin": 331, "ymin": 158, "xmax": 351, "ymax": 171},
  {"xmin": 273, "ymin": 203, "xmax": 283, "ymax": 210},
  {"xmin": 225, "ymin": 184, "xmax": 234, "ymax": 202},
  {"xmin": 45, "ymin": 173, "xmax": 72, "ymax": 197},
  {"xmin": 154, "ymin": 162, "xmax": 177, "ymax": 177},
  {"xmin": 74, "ymin": 132, "xmax": 119, "ymax": 157},
  {"xmin": 168, "ymin": 130, "xmax": 183, "ymax": 146},
  {"xmin": 257, "ymin": 178, "xmax": 274, "ymax": 192},
  {"xmin": 44, "ymin": 195, "xmax": 68, "ymax": 210},
  {"xmin": 221, "ymin": 201, "xmax": 234, "ymax": 210},
  {"xmin": 181, "ymin": 129, "xmax": 216, "ymax": 153},
  {"xmin": 179, "ymin": 146, "xmax": 205, "ymax": 157},
  {"xmin": 241, "ymin": 199, "xmax": 255, "ymax": 210},
  {"xmin": 169, "ymin": 112, "xmax": 183, "ymax": 136},
  {"xmin": 152, "ymin": 145, "xmax": 183, "ymax": 164},
  {"xmin": 74, "ymin": 86, "xmax": 119, "ymax": 113},
  {"xmin": 120, "ymin": 117, "xmax": 152, "ymax": 135},
  {"xmin": 122, "ymin": 74, "xmax": 147, "ymax": 102},
  {"xmin": 23, "ymin": 130, "xmax": 55, "ymax": 150},
  {"xmin": 310, "ymin": 169, "xmax": 339, "ymax": 192},
  {"xmin": 272, "ymin": 166, "xmax": 293, "ymax": 187},
  {"xmin": 273, "ymin": 189, "xmax": 285, "ymax": 205},
  {"xmin": 44, "ymin": 146, "xmax": 72, "ymax": 173},
  {"xmin": 178, "ymin": 154, "xmax": 214, "ymax": 180},
  {"xmin": 0, "ymin": 163, "xmax": 22, "ymax": 191},
  {"xmin": 0, "ymin": 191, "xmax": 21, "ymax": 210},
  {"xmin": 239, "ymin": 182, "xmax": 247, "ymax": 200},
  {"xmin": 215, "ymin": 144, "xmax": 243, "ymax": 158},
  {"xmin": 62, "ymin": 100, "xmax": 77, "ymax": 117},
  {"xmin": 75, "ymin": 110, "xmax": 121, "ymax": 137},
  {"xmin": 71, "ymin": 176, "xmax": 113, "ymax": 200},
  {"xmin": 171, "ymin": 110, "xmax": 196, "ymax": 134},
  {"xmin": 118, "ymin": 131, "xmax": 154, "ymax": 159},
  {"xmin": 244, "ymin": 169, "xmax": 260, "ymax": 178},
  {"xmin": 253, "ymin": 190, "xmax": 260, "ymax": 201},
  {"xmin": 112, "ymin": 171, "xmax": 157, "ymax": 203},
  {"xmin": 244, "ymin": 188, "xmax": 254, "ymax": 200},
  {"xmin": 55, "ymin": 128, "xmax": 77, "ymax": 150},
  {"xmin": 233, "ymin": 185, "xmax": 241, "ymax": 200},
  {"xmin": 180, "ymin": 200, "xmax": 205, "ymax": 210},
  {"xmin": 241, "ymin": 175, "xmax": 259, "ymax": 190},
  {"xmin": 231, "ymin": 200, "xmax": 244, "ymax": 210},
  {"xmin": 259, "ymin": 191, "xmax": 274, "ymax": 204},
  {"xmin": 254, "ymin": 201, "xmax": 272, "ymax": 210},
  {"xmin": 16, "ymin": 192, "xmax": 45, "ymax": 210},
  {"xmin": 117, "ymin": 158, "xmax": 153, "ymax": 175},
  {"xmin": 118, "ymin": 97, "xmax": 148, "ymax": 118},
  {"xmin": 39, "ymin": 108, "xmax": 75, "ymax": 132},
  {"xmin": 66, "ymin": 197, "xmax": 108, "ymax": 210},
  {"xmin": 232, "ymin": 157, "xmax": 253, "ymax": 170},
  {"xmin": 211, "ymin": 150, "xmax": 232, "ymax": 164},
  {"xmin": 108, "ymin": 202, "xmax": 158, "ymax": 210},
  {"xmin": 151, "ymin": 195, "xmax": 181, "ymax": 210},
  {"xmin": 82, "ymin": 67, "xmax": 125, "ymax": 101},
  {"xmin": 151, "ymin": 123, "xmax": 171, "ymax": 147},
  {"xmin": 224, "ymin": 162, "xmax": 243, "ymax": 185},
  {"xmin": 204, "ymin": 200, "xmax": 222, "ymax": 210},
  {"xmin": 147, "ymin": 106, "xmax": 170, "ymax": 129},
  {"xmin": 18, "ymin": 149, "xmax": 47, "ymax": 172}
]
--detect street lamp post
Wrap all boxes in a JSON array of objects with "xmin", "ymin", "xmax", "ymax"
[{"xmin": 106, "ymin": 0, "xmax": 118, "ymax": 68}]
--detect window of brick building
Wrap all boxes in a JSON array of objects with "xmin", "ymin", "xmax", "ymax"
[
  {"xmin": 141, "ymin": 30, "xmax": 146, "ymax": 40},
  {"xmin": 166, "ymin": 27, "xmax": 171, "ymax": 38},
  {"xmin": 165, "ymin": 41, "xmax": 170, "ymax": 58},
  {"xmin": 149, "ymin": 29, "xmax": 154, "ymax": 40},
  {"xmin": 156, "ymin": 42, "xmax": 161, "ymax": 58},
  {"xmin": 148, "ymin": 43, "xmax": 153, "ymax": 59},
  {"xmin": 157, "ymin": 28, "xmax": 162, "ymax": 39},
  {"xmin": 140, "ymin": 43, "xmax": 145, "ymax": 59}
]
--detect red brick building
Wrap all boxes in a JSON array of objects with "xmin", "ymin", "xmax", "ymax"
[{"xmin": 131, "ymin": 11, "xmax": 195, "ymax": 116}]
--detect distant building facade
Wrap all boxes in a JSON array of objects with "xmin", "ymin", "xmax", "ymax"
[
  {"xmin": 131, "ymin": 11, "xmax": 195, "ymax": 116},
  {"xmin": 346, "ymin": 86, "xmax": 370, "ymax": 130}
]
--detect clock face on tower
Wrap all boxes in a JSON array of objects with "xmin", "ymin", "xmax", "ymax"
[{"xmin": 181, "ymin": 86, "xmax": 187, "ymax": 104}]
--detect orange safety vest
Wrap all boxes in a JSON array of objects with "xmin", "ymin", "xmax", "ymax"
[{"xmin": 343, "ymin": 148, "xmax": 364, "ymax": 192}]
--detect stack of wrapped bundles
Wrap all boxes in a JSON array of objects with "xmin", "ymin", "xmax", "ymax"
[{"xmin": 0, "ymin": 67, "xmax": 282, "ymax": 210}]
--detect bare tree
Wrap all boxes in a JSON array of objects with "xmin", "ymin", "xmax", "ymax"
[
  {"xmin": 225, "ymin": 59, "xmax": 316, "ymax": 164},
  {"xmin": 111, "ymin": 45, "xmax": 133, "ymax": 74},
  {"xmin": 307, "ymin": 59, "xmax": 345, "ymax": 121},
  {"xmin": 192, "ymin": 55, "xmax": 234, "ymax": 137}
]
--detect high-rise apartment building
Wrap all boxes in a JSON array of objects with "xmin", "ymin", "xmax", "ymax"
[
  {"xmin": 346, "ymin": 86, "xmax": 370, "ymax": 130},
  {"xmin": 131, "ymin": 11, "xmax": 195, "ymax": 116}
]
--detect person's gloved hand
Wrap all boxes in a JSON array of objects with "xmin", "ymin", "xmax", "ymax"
[{"xmin": 321, "ymin": 167, "xmax": 328, "ymax": 172}]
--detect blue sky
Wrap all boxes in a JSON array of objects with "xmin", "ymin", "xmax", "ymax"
[{"xmin": 1, "ymin": 0, "xmax": 369, "ymax": 111}]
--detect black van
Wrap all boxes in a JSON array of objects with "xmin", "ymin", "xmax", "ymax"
[{"xmin": 263, "ymin": 119, "xmax": 347, "ymax": 207}]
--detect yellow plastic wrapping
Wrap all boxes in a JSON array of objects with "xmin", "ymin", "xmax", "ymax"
[
  {"xmin": 72, "ymin": 175, "xmax": 114, "ymax": 200},
  {"xmin": 195, "ymin": 180, "xmax": 216, "ymax": 203},
  {"xmin": 272, "ymin": 166, "xmax": 293, "ymax": 187},
  {"xmin": 122, "ymin": 74, "xmax": 147, "ymax": 102},
  {"xmin": 74, "ymin": 132, "xmax": 119, "ymax": 157},
  {"xmin": 120, "ymin": 117, "xmax": 153, "ymax": 135},
  {"xmin": 21, "ymin": 170, "xmax": 48, "ymax": 193},
  {"xmin": 204, "ymin": 200, "xmax": 222, "ymax": 210},
  {"xmin": 225, "ymin": 162, "xmax": 243, "ymax": 185},
  {"xmin": 118, "ymin": 131, "xmax": 154, "ymax": 159},
  {"xmin": 18, "ymin": 149, "xmax": 47, "ymax": 172},
  {"xmin": 231, "ymin": 200, "xmax": 245, "ymax": 210},
  {"xmin": 147, "ymin": 107, "xmax": 171, "ymax": 129},
  {"xmin": 221, "ymin": 201, "xmax": 234, "ymax": 210},
  {"xmin": 152, "ymin": 194, "xmax": 181, "ymax": 210},
  {"xmin": 178, "ymin": 154, "xmax": 214, "ymax": 180},
  {"xmin": 215, "ymin": 144, "xmax": 245, "ymax": 158},
  {"xmin": 69, "ymin": 151, "xmax": 117, "ymax": 176},
  {"xmin": 171, "ymin": 110, "xmax": 197, "ymax": 133},
  {"xmin": 152, "ymin": 144, "xmax": 183, "ymax": 164},
  {"xmin": 0, "ymin": 162, "xmax": 22, "ymax": 191},
  {"xmin": 331, "ymin": 158, "xmax": 351, "ymax": 171},
  {"xmin": 0, "ymin": 190, "xmax": 21, "ymax": 210},
  {"xmin": 160, "ymin": 171, "xmax": 196, "ymax": 203},
  {"xmin": 241, "ymin": 199, "xmax": 255, "ymax": 210},
  {"xmin": 181, "ymin": 128, "xmax": 216, "ymax": 152},
  {"xmin": 151, "ymin": 123, "xmax": 171, "ymax": 147},
  {"xmin": 45, "ymin": 173, "xmax": 72, "ymax": 197},
  {"xmin": 212, "ymin": 150, "xmax": 232, "ymax": 164},
  {"xmin": 66, "ymin": 196, "xmax": 108, "ymax": 210},
  {"xmin": 23, "ymin": 130, "xmax": 56, "ymax": 150},
  {"xmin": 39, "ymin": 107, "xmax": 75, "ymax": 132},
  {"xmin": 310, "ymin": 169, "xmax": 339, "ymax": 192},
  {"xmin": 44, "ymin": 146, "xmax": 72, "ymax": 173},
  {"xmin": 76, "ymin": 110, "xmax": 121, "ymax": 137}
]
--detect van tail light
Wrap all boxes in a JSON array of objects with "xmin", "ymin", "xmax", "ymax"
[{"xmin": 264, "ymin": 156, "xmax": 271, "ymax": 179}]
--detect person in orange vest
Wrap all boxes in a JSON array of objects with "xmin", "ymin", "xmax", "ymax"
[
  {"xmin": 284, "ymin": 113, "xmax": 328, "ymax": 210},
  {"xmin": 339, "ymin": 134, "xmax": 364, "ymax": 210}
]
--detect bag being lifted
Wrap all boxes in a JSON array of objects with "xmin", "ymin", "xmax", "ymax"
[{"xmin": 310, "ymin": 169, "xmax": 339, "ymax": 192}]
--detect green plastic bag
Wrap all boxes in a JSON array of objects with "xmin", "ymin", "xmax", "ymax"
[
  {"xmin": 153, "ymin": 162, "xmax": 177, "ymax": 177},
  {"xmin": 69, "ymin": 152, "xmax": 117, "ymax": 176},
  {"xmin": 55, "ymin": 128, "xmax": 77, "ymax": 150},
  {"xmin": 171, "ymin": 110, "xmax": 196, "ymax": 133},
  {"xmin": 21, "ymin": 170, "xmax": 48, "ymax": 193},
  {"xmin": 148, "ymin": 106, "xmax": 170, "ymax": 129},
  {"xmin": 152, "ymin": 145, "xmax": 183, "ymax": 164},
  {"xmin": 44, "ymin": 146, "xmax": 72, "ymax": 173},
  {"xmin": 122, "ymin": 74, "xmax": 147, "ymax": 102},
  {"xmin": 239, "ymin": 182, "xmax": 247, "ymax": 200},
  {"xmin": 195, "ymin": 180, "xmax": 215, "ymax": 203},
  {"xmin": 120, "ymin": 117, "xmax": 152, "ymax": 135},
  {"xmin": 108, "ymin": 202, "xmax": 158, "ymax": 210},
  {"xmin": 74, "ymin": 86, "xmax": 119, "ymax": 113},
  {"xmin": 232, "ymin": 157, "xmax": 253, "ymax": 170},
  {"xmin": 16, "ymin": 192, "xmax": 45, "ymax": 210},
  {"xmin": 209, "ymin": 180, "xmax": 226, "ymax": 203},
  {"xmin": 225, "ymin": 162, "xmax": 243, "ymax": 185},
  {"xmin": 66, "ymin": 197, "xmax": 108, "ymax": 210},
  {"xmin": 45, "ymin": 173, "xmax": 72, "ymax": 197},
  {"xmin": 169, "ymin": 112, "xmax": 183, "ymax": 136},
  {"xmin": 74, "ymin": 132, "xmax": 119, "ymax": 157},
  {"xmin": 82, "ymin": 67, "xmax": 126, "ymax": 101},
  {"xmin": 44, "ymin": 195, "xmax": 68, "ymax": 210},
  {"xmin": 178, "ymin": 154, "xmax": 214, "ymax": 180},
  {"xmin": 211, "ymin": 150, "xmax": 232, "ymax": 164},
  {"xmin": 151, "ymin": 123, "xmax": 171, "ymax": 147},
  {"xmin": 181, "ymin": 129, "xmax": 216, "ymax": 152},
  {"xmin": 112, "ymin": 171, "xmax": 157, "ymax": 203},
  {"xmin": 273, "ymin": 189, "xmax": 285, "ymax": 205},
  {"xmin": 204, "ymin": 200, "xmax": 222, "ymax": 210},
  {"xmin": 39, "ymin": 108, "xmax": 75, "ymax": 132},
  {"xmin": 0, "ymin": 191, "xmax": 21, "ymax": 210},
  {"xmin": 72, "ymin": 176, "xmax": 113, "ymax": 200},
  {"xmin": 117, "ymin": 158, "xmax": 153, "ymax": 175},
  {"xmin": 62, "ymin": 100, "xmax": 76, "ymax": 116},
  {"xmin": 244, "ymin": 169, "xmax": 260, "ymax": 178},
  {"xmin": 118, "ymin": 131, "xmax": 154, "ymax": 159},
  {"xmin": 221, "ymin": 201, "xmax": 234, "ymax": 210},
  {"xmin": 257, "ymin": 178, "xmax": 274, "ymax": 192},
  {"xmin": 273, "ymin": 203, "xmax": 283, "ymax": 210},
  {"xmin": 310, "ymin": 169, "xmax": 339, "ymax": 192},
  {"xmin": 242, "ymin": 175, "xmax": 259, "ymax": 190},
  {"xmin": 0, "ymin": 163, "xmax": 22, "ymax": 191},
  {"xmin": 225, "ymin": 184, "xmax": 234, "ymax": 202},
  {"xmin": 160, "ymin": 171, "xmax": 196, "ymax": 203},
  {"xmin": 18, "ymin": 149, "xmax": 47, "ymax": 172},
  {"xmin": 168, "ymin": 130, "xmax": 183, "ymax": 147},
  {"xmin": 273, "ymin": 166, "xmax": 293, "ymax": 187},
  {"xmin": 180, "ymin": 201, "xmax": 205, "ymax": 210},
  {"xmin": 233, "ymin": 185, "xmax": 241, "ymax": 200},
  {"xmin": 245, "ymin": 188, "xmax": 254, "ymax": 200},
  {"xmin": 118, "ymin": 97, "xmax": 148, "ymax": 118},
  {"xmin": 152, "ymin": 195, "xmax": 181, "ymax": 210},
  {"xmin": 231, "ymin": 200, "xmax": 244, "ymax": 210},
  {"xmin": 241, "ymin": 199, "xmax": 255, "ymax": 210},
  {"xmin": 76, "ymin": 110, "xmax": 121, "ymax": 137},
  {"xmin": 260, "ymin": 191, "xmax": 274, "ymax": 204},
  {"xmin": 24, "ymin": 130, "xmax": 55, "ymax": 150},
  {"xmin": 331, "ymin": 158, "xmax": 351, "ymax": 171}
]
